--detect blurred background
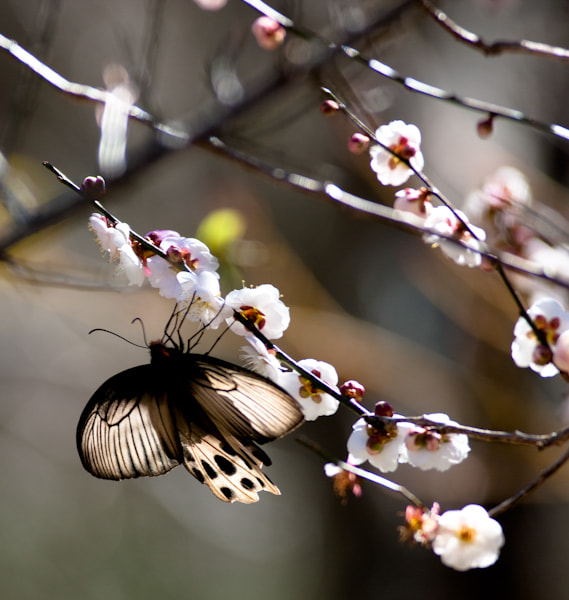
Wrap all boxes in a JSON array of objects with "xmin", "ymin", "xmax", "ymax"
[{"xmin": 2, "ymin": 0, "xmax": 569, "ymax": 598}]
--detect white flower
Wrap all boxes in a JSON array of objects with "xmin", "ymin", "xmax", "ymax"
[
  {"xmin": 511, "ymin": 298, "xmax": 569, "ymax": 377},
  {"xmin": 402, "ymin": 413, "xmax": 470, "ymax": 471},
  {"xmin": 146, "ymin": 231, "xmax": 219, "ymax": 299},
  {"xmin": 146, "ymin": 255, "xmax": 180, "ymax": 298},
  {"xmin": 225, "ymin": 284, "xmax": 290, "ymax": 339},
  {"xmin": 178, "ymin": 270, "xmax": 230, "ymax": 328},
  {"xmin": 553, "ymin": 330, "xmax": 569, "ymax": 373},
  {"xmin": 347, "ymin": 416, "xmax": 414, "ymax": 473},
  {"xmin": 369, "ymin": 120, "xmax": 424, "ymax": 186},
  {"xmin": 394, "ymin": 188, "xmax": 432, "ymax": 220},
  {"xmin": 279, "ymin": 359, "xmax": 339, "ymax": 421},
  {"xmin": 89, "ymin": 214, "xmax": 129, "ymax": 260},
  {"xmin": 432, "ymin": 504, "xmax": 504, "ymax": 571},
  {"xmin": 89, "ymin": 215, "xmax": 144, "ymax": 285},
  {"xmin": 117, "ymin": 242, "xmax": 145, "ymax": 286},
  {"xmin": 423, "ymin": 206, "xmax": 486, "ymax": 268},
  {"xmin": 239, "ymin": 336, "xmax": 284, "ymax": 382}
]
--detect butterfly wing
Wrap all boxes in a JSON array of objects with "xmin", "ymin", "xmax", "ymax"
[
  {"xmin": 77, "ymin": 365, "xmax": 182, "ymax": 479},
  {"xmin": 185, "ymin": 355, "xmax": 304, "ymax": 443},
  {"xmin": 173, "ymin": 415, "xmax": 280, "ymax": 503}
]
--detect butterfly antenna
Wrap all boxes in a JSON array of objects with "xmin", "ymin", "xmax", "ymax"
[
  {"xmin": 131, "ymin": 317, "xmax": 149, "ymax": 347},
  {"xmin": 88, "ymin": 328, "xmax": 147, "ymax": 349}
]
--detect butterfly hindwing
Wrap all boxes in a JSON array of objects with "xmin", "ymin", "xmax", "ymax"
[
  {"xmin": 77, "ymin": 365, "xmax": 182, "ymax": 479},
  {"xmin": 173, "ymin": 415, "xmax": 280, "ymax": 503}
]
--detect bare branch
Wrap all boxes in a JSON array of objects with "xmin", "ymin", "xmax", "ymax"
[{"xmin": 420, "ymin": 0, "xmax": 569, "ymax": 63}]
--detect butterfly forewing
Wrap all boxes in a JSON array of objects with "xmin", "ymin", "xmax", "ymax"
[
  {"xmin": 77, "ymin": 365, "xmax": 182, "ymax": 479},
  {"xmin": 188, "ymin": 356, "xmax": 304, "ymax": 442}
]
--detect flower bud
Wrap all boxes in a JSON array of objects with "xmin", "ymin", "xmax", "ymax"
[
  {"xmin": 251, "ymin": 16, "xmax": 286, "ymax": 50},
  {"xmin": 81, "ymin": 175, "xmax": 106, "ymax": 198},
  {"xmin": 320, "ymin": 99, "xmax": 340, "ymax": 115},
  {"xmin": 477, "ymin": 114, "xmax": 495, "ymax": 138},
  {"xmin": 340, "ymin": 379, "xmax": 365, "ymax": 401},
  {"xmin": 348, "ymin": 133, "xmax": 370, "ymax": 154}
]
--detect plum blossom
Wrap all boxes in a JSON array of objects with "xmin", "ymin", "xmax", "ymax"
[
  {"xmin": 89, "ymin": 214, "xmax": 144, "ymax": 285},
  {"xmin": 146, "ymin": 231, "xmax": 219, "ymax": 299},
  {"xmin": 464, "ymin": 166, "xmax": 533, "ymax": 254},
  {"xmin": 225, "ymin": 284, "xmax": 290, "ymax": 339},
  {"xmin": 239, "ymin": 335, "xmax": 284, "ymax": 382},
  {"xmin": 347, "ymin": 415, "xmax": 414, "ymax": 473},
  {"xmin": 553, "ymin": 330, "xmax": 569, "ymax": 373},
  {"xmin": 279, "ymin": 359, "xmax": 339, "ymax": 421},
  {"xmin": 394, "ymin": 187, "xmax": 433, "ymax": 220},
  {"xmin": 523, "ymin": 239, "xmax": 569, "ymax": 305},
  {"xmin": 89, "ymin": 214, "xmax": 129, "ymax": 260},
  {"xmin": 511, "ymin": 298, "xmax": 569, "ymax": 377},
  {"xmin": 324, "ymin": 463, "xmax": 362, "ymax": 503},
  {"xmin": 423, "ymin": 206, "xmax": 487, "ymax": 267},
  {"xmin": 369, "ymin": 120, "xmax": 424, "ymax": 186},
  {"xmin": 432, "ymin": 504, "xmax": 504, "ymax": 571},
  {"xmin": 402, "ymin": 503, "xmax": 440, "ymax": 545},
  {"xmin": 402, "ymin": 413, "xmax": 470, "ymax": 471},
  {"xmin": 177, "ymin": 270, "xmax": 230, "ymax": 328}
]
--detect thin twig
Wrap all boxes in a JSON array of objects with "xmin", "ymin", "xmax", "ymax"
[
  {"xmin": 242, "ymin": 0, "xmax": 569, "ymax": 143},
  {"xmin": 489, "ymin": 444, "xmax": 569, "ymax": 517},
  {"xmin": 296, "ymin": 435, "xmax": 425, "ymax": 507},
  {"xmin": 420, "ymin": 0, "xmax": 569, "ymax": 63}
]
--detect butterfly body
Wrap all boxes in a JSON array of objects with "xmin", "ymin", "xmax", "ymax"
[{"xmin": 77, "ymin": 342, "xmax": 304, "ymax": 503}]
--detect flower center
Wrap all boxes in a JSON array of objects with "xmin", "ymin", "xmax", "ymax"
[
  {"xmin": 529, "ymin": 314, "xmax": 561, "ymax": 346},
  {"xmin": 457, "ymin": 525, "xmax": 476, "ymax": 543},
  {"xmin": 239, "ymin": 305, "xmax": 266, "ymax": 330},
  {"xmin": 365, "ymin": 421, "xmax": 398, "ymax": 454},
  {"xmin": 388, "ymin": 136, "xmax": 417, "ymax": 170},
  {"xmin": 298, "ymin": 369, "xmax": 323, "ymax": 403}
]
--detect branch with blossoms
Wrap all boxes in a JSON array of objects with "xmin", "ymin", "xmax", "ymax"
[
  {"xmin": 44, "ymin": 153, "xmax": 569, "ymax": 573},
  {"xmin": 7, "ymin": 0, "xmax": 569, "ymax": 576}
]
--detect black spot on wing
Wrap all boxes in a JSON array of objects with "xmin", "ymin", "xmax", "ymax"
[
  {"xmin": 191, "ymin": 467, "xmax": 205, "ymax": 483},
  {"xmin": 220, "ymin": 442, "xmax": 238, "ymax": 456},
  {"xmin": 201, "ymin": 460, "xmax": 218, "ymax": 479},
  {"xmin": 214, "ymin": 454, "xmax": 237, "ymax": 476},
  {"xmin": 220, "ymin": 487, "xmax": 234, "ymax": 500},
  {"xmin": 252, "ymin": 446, "xmax": 272, "ymax": 466},
  {"xmin": 240, "ymin": 477, "xmax": 255, "ymax": 490}
]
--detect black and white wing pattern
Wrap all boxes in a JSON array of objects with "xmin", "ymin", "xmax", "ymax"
[
  {"xmin": 185, "ymin": 354, "xmax": 304, "ymax": 442},
  {"xmin": 77, "ymin": 365, "xmax": 182, "ymax": 479},
  {"xmin": 77, "ymin": 347, "xmax": 304, "ymax": 503}
]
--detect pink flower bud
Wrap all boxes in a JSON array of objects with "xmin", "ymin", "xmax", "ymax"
[
  {"xmin": 320, "ymin": 99, "xmax": 340, "ymax": 115},
  {"xmin": 374, "ymin": 401, "xmax": 394, "ymax": 418},
  {"xmin": 340, "ymin": 379, "xmax": 366, "ymax": 401},
  {"xmin": 477, "ymin": 114, "xmax": 495, "ymax": 138},
  {"xmin": 251, "ymin": 16, "xmax": 286, "ymax": 50},
  {"xmin": 348, "ymin": 133, "xmax": 370, "ymax": 154},
  {"xmin": 81, "ymin": 175, "xmax": 106, "ymax": 198}
]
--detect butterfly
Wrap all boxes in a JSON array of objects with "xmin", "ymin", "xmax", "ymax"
[{"xmin": 77, "ymin": 338, "xmax": 304, "ymax": 503}]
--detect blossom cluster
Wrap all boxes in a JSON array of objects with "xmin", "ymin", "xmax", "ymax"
[
  {"xmin": 367, "ymin": 120, "xmax": 487, "ymax": 268},
  {"xmin": 511, "ymin": 297, "xmax": 569, "ymax": 377},
  {"xmin": 89, "ymin": 213, "xmax": 340, "ymax": 421},
  {"xmin": 403, "ymin": 503, "xmax": 504, "ymax": 571},
  {"xmin": 346, "ymin": 405, "xmax": 471, "ymax": 473}
]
